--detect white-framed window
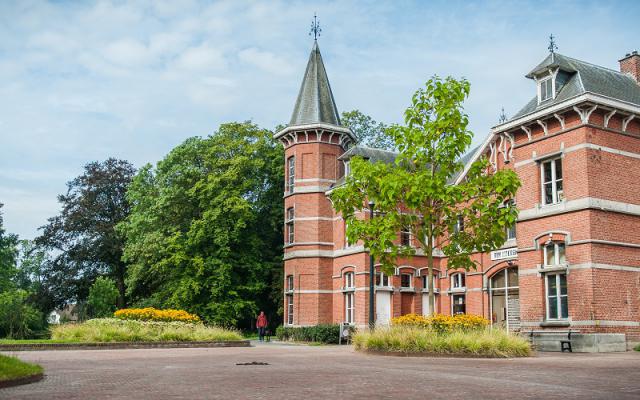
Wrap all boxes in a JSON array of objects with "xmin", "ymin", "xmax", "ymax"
[
  {"xmin": 421, "ymin": 271, "xmax": 439, "ymax": 291},
  {"xmin": 344, "ymin": 221, "xmax": 354, "ymax": 248},
  {"xmin": 344, "ymin": 160, "xmax": 351, "ymax": 177},
  {"xmin": 286, "ymin": 275, "xmax": 294, "ymax": 292},
  {"xmin": 539, "ymin": 76, "xmax": 554, "ymax": 102},
  {"xmin": 287, "ymin": 156, "xmax": 295, "ymax": 193},
  {"xmin": 375, "ymin": 272, "xmax": 390, "ymax": 287},
  {"xmin": 506, "ymin": 224, "xmax": 516, "ymax": 241},
  {"xmin": 502, "ymin": 200, "xmax": 516, "ymax": 241},
  {"xmin": 543, "ymin": 242, "xmax": 566, "ymax": 266},
  {"xmin": 286, "ymin": 207, "xmax": 294, "ymax": 244},
  {"xmin": 400, "ymin": 229, "xmax": 411, "ymax": 247},
  {"xmin": 453, "ymin": 215, "xmax": 464, "ymax": 235},
  {"xmin": 541, "ymin": 158, "xmax": 563, "ymax": 205},
  {"xmin": 452, "ymin": 294, "xmax": 466, "ymax": 315},
  {"xmin": 345, "ymin": 291, "xmax": 355, "ymax": 324},
  {"xmin": 286, "ymin": 294, "xmax": 294, "ymax": 325},
  {"xmin": 545, "ymin": 273, "xmax": 568, "ymax": 320},
  {"xmin": 451, "ymin": 272, "xmax": 466, "ymax": 289},
  {"xmin": 344, "ymin": 272, "xmax": 355, "ymax": 289},
  {"xmin": 400, "ymin": 273, "xmax": 413, "ymax": 288}
]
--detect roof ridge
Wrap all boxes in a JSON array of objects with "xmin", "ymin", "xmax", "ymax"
[{"xmin": 559, "ymin": 53, "xmax": 628, "ymax": 77}]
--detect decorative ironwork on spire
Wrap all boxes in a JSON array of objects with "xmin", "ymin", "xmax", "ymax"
[
  {"xmin": 548, "ymin": 34, "xmax": 558, "ymax": 53},
  {"xmin": 309, "ymin": 13, "xmax": 321, "ymax": 40},
  {"xmin": 499, "ymin": 107, "xmax": 508, "ymax": 124}
]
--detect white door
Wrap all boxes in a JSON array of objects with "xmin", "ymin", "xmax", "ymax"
[
  {"xmin": 376, "ymin": 291, "xmax": 391, "ymax": 325},
  {"xmin": 422, "ymin": 294, "xmax": 431, "ymax": 316}
]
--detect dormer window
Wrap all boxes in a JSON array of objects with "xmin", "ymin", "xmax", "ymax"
[{"xmin": 538, "ymin": 76, "xmax": 555, "ymax": 103}]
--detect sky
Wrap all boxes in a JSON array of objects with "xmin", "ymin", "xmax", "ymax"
[{"xmin": 1, "ymin": 0, "xmax": 639, "ymax": 240}]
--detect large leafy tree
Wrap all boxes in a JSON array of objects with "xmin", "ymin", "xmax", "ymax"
[
  {"xmin": 36, "ymin": 159, "xmax": 135, "ymax": 308},
  {"xmin": 0, "ymin": 203, "xmax": 19, "ymax": 292},
  {"xmin": 331, "ymin": 77, "xmax": 520, "ymax": 314},
  {"xmin": 341, "ymin": 109, "xmax": 394, "ymax": 150},
  {"xmin": 119, "ymin": 122, "xmax": 283, "ymax": 328}
]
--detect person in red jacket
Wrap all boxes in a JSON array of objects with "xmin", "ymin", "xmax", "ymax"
[{"xmin": 256, "ymin": 311, "xmax": 268, "ymax": 341}]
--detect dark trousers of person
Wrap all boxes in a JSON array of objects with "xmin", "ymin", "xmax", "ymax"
[{"xmin": 258, "ymin": 327, "xmax": 266, "ymax": 341}]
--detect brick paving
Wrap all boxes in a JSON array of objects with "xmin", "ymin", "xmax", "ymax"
[{"xmin": 1, "ymin": 343, "xmax": 639, "ymax": 399}]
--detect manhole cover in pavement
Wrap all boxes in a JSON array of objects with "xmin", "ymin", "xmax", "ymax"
[{"xmin": 236, "ymin": 361, "xmax": 270, "ymax": 366}]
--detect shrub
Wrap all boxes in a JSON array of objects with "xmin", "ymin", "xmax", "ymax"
[
  {"xmin": 392, "ymin": 313, "xmax": 489, "ymax": 333},
  {"xmin": 275, "ymin": 324, "xmax": 345, "ymax": 344},
  {"xmin": 0, "ymin": 289, "xmax": 43, "ymax": 339},
  {"xmin": 114, "ymin": 308, "xmax": 201, "ymax": 323},
  {"xmin": 88, "ymin": 277, "xmax": 119, "ymax": 318},
  {"xmin": 353, "ymin": 326, "xmax": 531, "ymax": 358},
  {"xmin": 50, "ymin": 318, "xmax": 241, "ymax": 342},
  {"xmin": 634, "ymin": 343, "xmax": 640, "ymax": 352}
]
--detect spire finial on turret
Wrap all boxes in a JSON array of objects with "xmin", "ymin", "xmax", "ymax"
[
  {"xmin": 309, "ymin": 13, "xmax": 321, "ymax": 41},
  {"xmin": 548, "ymin": 33, "xmax": 558, "ymax": 54},
  {"xmin": 499, "ymin": 107, "xmax": 508, "ymax": 124}
]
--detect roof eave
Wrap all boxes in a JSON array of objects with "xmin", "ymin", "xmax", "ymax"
[{"xmin": 275, "ymin": 122, "xmax": 356, "ymax": 140}]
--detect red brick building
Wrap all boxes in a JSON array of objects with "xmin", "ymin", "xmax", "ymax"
[{"xmin": 275, "ymin": 42, "xmax": 640, "ymax": 351}]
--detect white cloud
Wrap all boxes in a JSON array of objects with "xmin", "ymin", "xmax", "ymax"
[
  {"xmin": 103, "ymin": 39, "xmax": 152, "ymax": 67},
  {"xmin": 173, "ymin": 44, "xmax": 227, "ymax": 72},
  {"xmin": 0, "ymin": 0, "xmax": 638, "ymax": 240},
  {"xmin": 238, "ymin": 47, "xmax": 293, "ymax": 75}
]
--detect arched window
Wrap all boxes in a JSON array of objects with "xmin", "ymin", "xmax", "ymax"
[{"xmin": 375, "ymin": 272, "xmax": 390, "ymax": 287}]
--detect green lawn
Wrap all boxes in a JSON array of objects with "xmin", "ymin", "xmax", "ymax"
[{"xmin": 0, "ymin": 354, "xmax": 43, "ymax": 382}]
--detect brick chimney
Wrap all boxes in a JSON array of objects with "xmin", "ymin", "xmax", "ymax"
[{"xmin": 620, "ymin": 51, "xmax": 640, "ymax": 83}]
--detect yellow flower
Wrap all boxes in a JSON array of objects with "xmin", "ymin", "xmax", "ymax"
[{"xmin": 114, "ymin": 308, "xmax": 201, "ymax": 323}]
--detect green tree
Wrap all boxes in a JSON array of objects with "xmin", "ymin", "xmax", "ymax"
[
  {"xmin": 341, "ymin": 109, "xmax": 394, "ymax": 150},
  {"xmin": 0, "ymin": 289, "xmax": 43, "ymax": 339},
  {"xmin": 119, "ymin": 122, "xmax": 283, "ymax": 328},
  {"xmin": 331, "ymin": 77, "xmax": 520, "ymax": 314},
  {"xmin": 87, "ymin": 277, "xmax": 119, "ymax": 318},
  {"xmin": 0, "ymin": 203, "xmax": 19, "ymax": 292},
  {"xmin": 15, "ymin": 240, "xmax": 55, "ymax": 320},
  {"xmin": 36, "ymin": 158, "xmax": 135, "ymax": 308}
]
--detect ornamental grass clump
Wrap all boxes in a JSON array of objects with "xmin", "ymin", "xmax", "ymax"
[
  {"xmin": 114, "ymin": 308, "xmax": 201, "ymax": 323},
  {"xmin": 51, "ymin": 318, "xmax": 242, "ymax": 342},
  {"xmin": 353, "ymin": 326, "xmax": 531, "ymax": 358}
]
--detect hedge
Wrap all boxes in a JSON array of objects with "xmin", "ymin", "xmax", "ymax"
[{"xmin": 275, "ymin": 324, "xmax": 348, "ymax": 344}]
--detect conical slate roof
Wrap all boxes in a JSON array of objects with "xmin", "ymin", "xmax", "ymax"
[{"xmin": 289, "ymin": 41, "xmax": 341, "ymax": 126}]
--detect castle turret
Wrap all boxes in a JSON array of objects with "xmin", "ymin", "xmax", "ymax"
[{"xmin": 276, "ymin": 40, "xmax": 355, "ymax": 326}]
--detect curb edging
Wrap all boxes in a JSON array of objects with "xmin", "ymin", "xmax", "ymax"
[
  {"xmin": 0, "ymin": 340, "xmax": 250, "ymax": 352},
  {"xmin": 0, "ymin": 372, "xmax": 44, "ymax": 389}
]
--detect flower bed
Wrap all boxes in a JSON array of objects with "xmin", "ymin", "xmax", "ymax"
[
  {"xmin": 51, "ymin": 318, "xmax": 241, "ymax": 342},
  {"xmin": 114, "ymin": 307, "xmax": 201, "ymax": 323},
  {"xmin": 353, "ymin": 326, "xmax": 531, "ymax": 358},
  {"xmin": 392, "ymin": 313, "xmax": 489, "ymax": 332}
]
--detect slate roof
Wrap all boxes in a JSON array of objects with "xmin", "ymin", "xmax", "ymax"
[
  {"xmin": 338, "ymin": 145, "xmax": 398, "ymax": 163},
  {"xmin": 332, "ymin": 145, "xmax": 479, "ymax": 188},
  {"xmin": 289, "ymin": 41, "xmax": 341, "ymax": 126},
  {"xmin": 512, "ymin": 52, "xmax": 640, "ymax": 120}
]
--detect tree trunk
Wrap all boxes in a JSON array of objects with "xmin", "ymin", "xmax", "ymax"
[{"xmin": 115, "ymin": 265, "xmax": 126, "ymax": 309}]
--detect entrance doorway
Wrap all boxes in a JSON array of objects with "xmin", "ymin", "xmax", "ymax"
[
  {"xmin": 376, "ymin": 291, "xmax": 391, "ymax": 325},
  {"xmin": 489, "ymin": 266, "xmax": 520, "ymax": 331}
]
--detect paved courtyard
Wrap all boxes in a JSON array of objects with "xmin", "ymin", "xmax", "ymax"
[{"xmin": 2, "ymin": 343, "xmax": 639, "ymax": 399}]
